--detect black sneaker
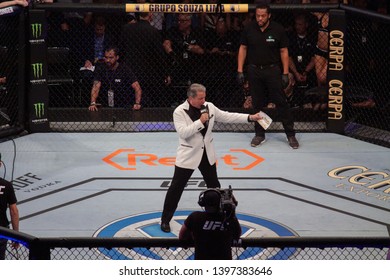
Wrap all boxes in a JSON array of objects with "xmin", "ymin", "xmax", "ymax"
[
  {"xmin": 160, "ymin": 222, "xmax": 171, "ymax": 233},
  {"xmin": 287, "ymin": 136, "xmax": 299, "ymax": 149},
  {"xmin": 251, "ymin": 136, "xmax": 266, "ymax": 147}
]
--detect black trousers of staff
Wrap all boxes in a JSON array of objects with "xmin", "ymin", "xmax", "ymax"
[{"xmin": 247, "ymin": 64, "xmax": 295, "ymax": 137}]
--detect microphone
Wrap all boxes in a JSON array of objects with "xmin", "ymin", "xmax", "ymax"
[{"xmin": 200, "ymin": 105, "xmax": 209, "ymax": 126}]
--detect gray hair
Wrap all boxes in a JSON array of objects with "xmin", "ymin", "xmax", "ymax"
[{"xmin": 187, "ymin": 83, "xmax": 206, "ymax": 98}]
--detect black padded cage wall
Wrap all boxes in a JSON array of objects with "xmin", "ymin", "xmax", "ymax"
[{"xmin": 0, "ymin": 5, "xmax": 27, "ymax": 138}]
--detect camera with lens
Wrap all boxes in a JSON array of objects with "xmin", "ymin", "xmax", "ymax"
[
  {"xmin": 219, "ymin": 185, "xmax": 238, "ymax": 215},
  {"xmin": 198, "ymin": 186, "xmax": 238, "ymax": 216}
]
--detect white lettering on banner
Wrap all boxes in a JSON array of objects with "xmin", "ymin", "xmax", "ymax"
[{"xmin": 4, "ymin": 259, "xmax": 390, "ymax": 279}]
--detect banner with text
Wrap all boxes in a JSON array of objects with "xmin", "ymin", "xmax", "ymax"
[
  {"xmin": 326, "ymin": 9, "xmax": 346, "ymax": 133},
  {"xmin": 28, "ymin": 10, "xmax": 49, "ymax": 132},
  {"xmin": 125, "ymin": 3, "xmax": 248, "ymax": 13}
]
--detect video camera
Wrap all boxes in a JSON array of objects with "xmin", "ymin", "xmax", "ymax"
[
  {"xmin": 219, "ymin": 185, "xmax": 238, "ymax": 215},
  {"xmin": 198, "ymin": 185, "xmax": 238, "ymax": 216}
]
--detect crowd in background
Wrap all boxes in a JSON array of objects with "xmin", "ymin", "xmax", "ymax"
[{"xmin": 1, "ymin": 0, "xmax": 389, "ymax": 109}]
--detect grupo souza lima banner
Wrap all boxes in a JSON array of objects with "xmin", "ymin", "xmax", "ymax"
[{"xmin": 126, "ymin": 3, "xmax": 248, "ymax": 13}]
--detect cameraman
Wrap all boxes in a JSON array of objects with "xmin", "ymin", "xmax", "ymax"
[{"xmin": 179, "ymin": 189, "xmax": 241, "ymax": 260}]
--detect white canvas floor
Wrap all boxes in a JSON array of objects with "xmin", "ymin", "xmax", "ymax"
[{"xmin": 1, "ymin": 132, "xmax": 389, "ymax": 239}]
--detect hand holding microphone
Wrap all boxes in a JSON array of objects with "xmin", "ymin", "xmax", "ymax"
[{"xmin": 200, "ymin": 105, "xmax": 209, "ymax": 125}]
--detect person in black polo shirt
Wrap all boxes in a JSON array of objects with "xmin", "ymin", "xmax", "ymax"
[
  {"xmin": 237, "ymin": 4, "xmax": 299, "ymax": 149},
  {"xmin": 88, "ymin": 46, "xmax": 142, "ymax": 111}
]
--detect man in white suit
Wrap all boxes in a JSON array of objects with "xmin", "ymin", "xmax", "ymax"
[{"xmin": 160, "ymin": 83, "xmax": 262, "ymax": 232}]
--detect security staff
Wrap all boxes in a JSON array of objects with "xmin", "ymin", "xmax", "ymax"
[{"xmin": 237, "ymin": 4, "xmax": 299, "ymax": 149}]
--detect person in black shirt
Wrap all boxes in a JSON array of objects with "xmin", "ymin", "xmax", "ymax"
[
  {"xmin": 288, "ymin": 13, "xmax": 316, "ymax": 107},
  {"xmin": 88, "ymin": 46, "xmax": 142, "ymax": 110},
  {"xmin": 237, "ymin": 4, "xmax": 299, "ymax": 149},
  {"xmin": 163, "ymin": 13, "xmax": 206, "ymax": 106},
  {"xmin": 204, "ymin": 18, "xmax": 240, "ymax": 107},
  {"xmin": 179, "ymin": 188, "xmax": 241, "ymax": 260},
  {"xmin": 0, "ymin": 162, "xmax": 19, "ymax": 260},
  {"xmin": 120, "ymin": 12, "xmax": 166, "ymax": 107}
]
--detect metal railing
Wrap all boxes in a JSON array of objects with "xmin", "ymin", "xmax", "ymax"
[{"xmin": 1, "ymin": 227, "xmax": 389, "ymax": 260}]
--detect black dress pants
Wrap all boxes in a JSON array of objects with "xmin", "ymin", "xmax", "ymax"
[{"xmin": 161, "ymin": 149, "xmax": 221, "ymax": 223}]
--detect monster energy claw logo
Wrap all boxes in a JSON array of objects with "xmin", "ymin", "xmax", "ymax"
[
  {"xmin": 34, "ymin": 103, "xmax": 45, "ymax": 118},
  {"xmin": 31, "ymin": 23, "xmax": 42, "ymax": 39},
  {"xmin": 32, "ymin": 63, "xmax": 43, "ymax": 79}
]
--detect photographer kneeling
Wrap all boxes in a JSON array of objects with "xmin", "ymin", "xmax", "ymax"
[{"xmin": 179, "ymin": 188, "xmax": 241, "ymax": 260}]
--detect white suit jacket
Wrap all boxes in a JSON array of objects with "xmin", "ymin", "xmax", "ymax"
[{"xmin": 174, "ymin": 101, "xmax": 250, "ymax": 169}]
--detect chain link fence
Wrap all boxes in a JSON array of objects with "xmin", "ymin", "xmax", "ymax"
[
  {"xmin": 1, "ymin": 2, "xmax": 390, "ymax": 261},
  {"xmin": 0, "ymin": 5, "xmax": 26, "ymax": 138},
  {"xmin": 343, "ymin": 6, "xmax": 390, "ymax": 147},
  {"xmin": 1, "ymin": 231, "xmax": 390, "ymax": 260},
  {"xmin": 44, "ymin": 4, "xmax": 331, "ymax": 133},
  {"xmin": 0, "ymin": 3, "xmax": 389, "ymax": 146},
  {"xmin": 29, "ymin": 4, "xmax": 390, "ymax": 146}
]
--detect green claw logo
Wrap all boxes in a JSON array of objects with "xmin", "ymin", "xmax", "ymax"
[
  {"xmin": 31, "ymin": 23, "xmax": 42, "ymax": 39},
  {"xmin": 32, "ymin": 63, "xmax": 43, "ymax": 79},
  {"xmin": 34, "ymin": 103, "xmax": 45, "ymax": 118}
]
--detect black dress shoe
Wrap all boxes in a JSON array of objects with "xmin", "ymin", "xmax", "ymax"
[{"xmin": 160, "ymin": 222, "xmax": 171, "ymax": 233}]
